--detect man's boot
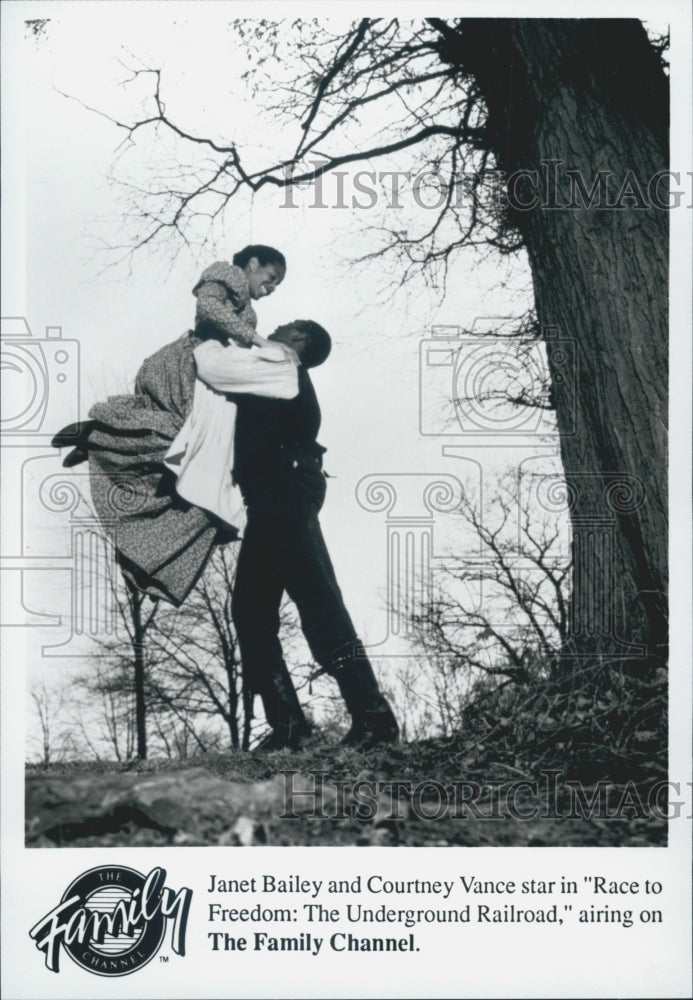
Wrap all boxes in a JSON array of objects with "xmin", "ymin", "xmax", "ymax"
[
  {"xmin": 329, "ymin": 646, "xmax": 399, "ymax": 751},
  {"xmin": 254, "ymin": 659, "xmax": 312, "ymax": 752}
]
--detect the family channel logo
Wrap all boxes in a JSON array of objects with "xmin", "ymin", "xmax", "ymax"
[{"xmin": 29, "ymin": 865, "xmax": 193, "ymax": 977}]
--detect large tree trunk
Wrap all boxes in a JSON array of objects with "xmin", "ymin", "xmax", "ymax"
[{"xmin": 453, "ymin": 19, "xmax": 668, "ymax": 671}]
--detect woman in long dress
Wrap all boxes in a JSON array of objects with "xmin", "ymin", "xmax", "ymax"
[{"xmin": 53, "ymin": 245, "xmax": 288, "ymax": 605}]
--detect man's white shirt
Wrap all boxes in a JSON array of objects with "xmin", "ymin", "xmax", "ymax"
[{"xmin": 165, "ymin": 340, "xmax": 299, "ymax": 527}]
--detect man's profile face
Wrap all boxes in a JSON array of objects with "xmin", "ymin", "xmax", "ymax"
[{"xmin": 271, "ymin": 324, "xmax": 312, "ymax": 361}]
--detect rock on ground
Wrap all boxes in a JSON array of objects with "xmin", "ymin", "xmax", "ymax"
[{"xmin": 25, "ymin": 768, "xmax": 293, "ymax": 847}]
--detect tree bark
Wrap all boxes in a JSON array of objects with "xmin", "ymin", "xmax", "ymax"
[
  {"xmin": 131, "ymin": 590, "xmax": 148, "ymax": 759},
  {"xmin": 451, "ymin": 19, "xmax": 668, "ymax": 670}
]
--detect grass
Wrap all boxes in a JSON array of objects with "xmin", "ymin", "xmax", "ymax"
[{"xmin": 26, "ymin": 708, "xmax": 667, "ymax": 848}]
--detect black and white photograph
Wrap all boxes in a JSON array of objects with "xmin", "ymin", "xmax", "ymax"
[{"xmin": 1, "ymin": 2, "xmax": 691, "ymax": 998}]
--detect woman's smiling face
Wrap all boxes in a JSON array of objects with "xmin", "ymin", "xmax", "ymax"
[{"xmin": 245, "ymin": 258, "xmax": 286, "ymax": 300}]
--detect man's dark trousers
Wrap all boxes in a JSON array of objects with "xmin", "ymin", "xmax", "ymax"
[{"xmin": 231, "ymin": 454, "xmax": 360, "ymax": 718}]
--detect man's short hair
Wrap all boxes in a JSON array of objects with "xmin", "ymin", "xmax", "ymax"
[{"xmin": 292, "ymin": 320, "xmax": 332, "ymax": 368}]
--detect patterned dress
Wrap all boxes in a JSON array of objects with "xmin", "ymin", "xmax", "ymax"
[
  {"xmin": 81, "ymin": 263, "xmax": 259, "ymax": 605},
  {"xmin": 192, "ymin": 261, "xmax": 258, "ymax": 345}
]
